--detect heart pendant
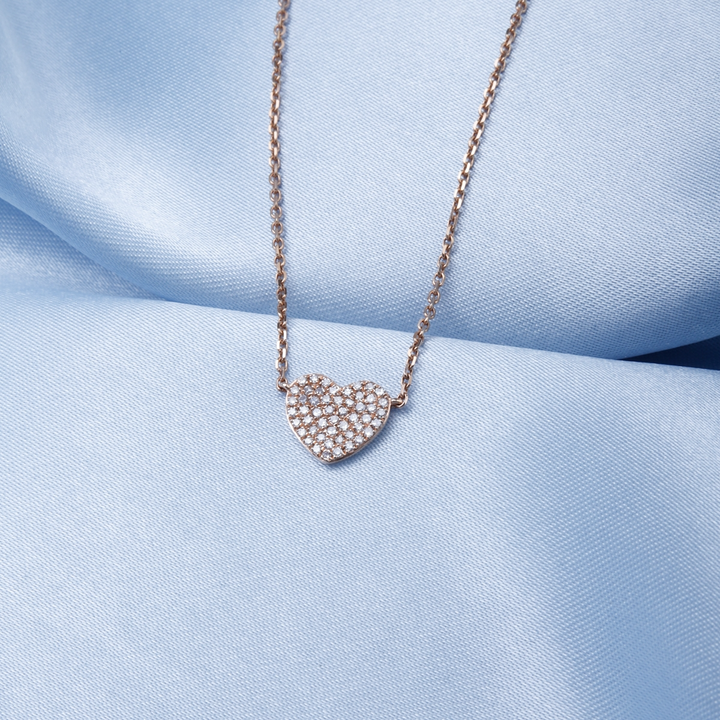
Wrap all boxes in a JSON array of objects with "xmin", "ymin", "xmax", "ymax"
[{"xmin": 285, "ymin": 374, "xmax": 391, "ymax": 463}]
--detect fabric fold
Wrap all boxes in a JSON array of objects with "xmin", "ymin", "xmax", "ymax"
[{"xmin": 0, "ymin": 0, "xmax": 718, "ymax": 359}]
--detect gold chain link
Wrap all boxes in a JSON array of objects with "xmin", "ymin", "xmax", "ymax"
[{"xmin": 269, "ymin": 0, "xmax": 529, "ymax": 403}]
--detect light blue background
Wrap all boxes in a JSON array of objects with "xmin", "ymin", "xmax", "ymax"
[{"xmin": 0, "ymin": 1, "xmax": 719, "ymax": 718}]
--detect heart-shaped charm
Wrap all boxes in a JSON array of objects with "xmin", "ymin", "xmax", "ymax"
[{"xmin": 285, "ymin": 374, "xmax": 391, "ymax": 463}]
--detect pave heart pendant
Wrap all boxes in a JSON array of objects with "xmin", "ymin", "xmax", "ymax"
[{"xmin": 285, "ymin": 374, "xmax": 391, "ymax": 463}]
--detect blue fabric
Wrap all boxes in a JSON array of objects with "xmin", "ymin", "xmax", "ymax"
[
  {"xmin": 2, "ymin": 287, "xmax": 719, "ymax": 719},
  {"xmin": 1, "ymin": 1, "xmax": 719, "ymax": 718},
  {"xmin": 0, "ymin": 0, "xmax": 719, "ymax": 358}
]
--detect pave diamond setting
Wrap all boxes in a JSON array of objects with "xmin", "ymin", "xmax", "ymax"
[{"xmin": 286, "ymin": 375, "xmax": 391, "ymax": 464}]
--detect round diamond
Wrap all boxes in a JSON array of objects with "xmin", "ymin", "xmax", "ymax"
[
  {"xmin": 313, "ymin": 444, "xmax": 322, "ymax": 454},
  {"xmin": 324, "ymin": 439, "xmax": 334, "ymax": 450},
  {"xmin": 353, "ymin": 383, "xmax": 362, "ymax": 390},
  {"xmin": 312, "ymin": 408, "xmax": 323, "ymax": 418},
  {"xmin": 338, "ymin": 420, "xmax": 349, "ymax": 431},
  {"xmin": 317, "ymin": 433, "xmax": 326, "ymax": 442},
  {"xmin": 363, "ymin": 426, "xmax": 374, "ymax": 438},
  {"xmin": 345, "ymin": 431, "xmax": 354, "ymax": 440},
  {"xmin": 310, "ymin": 375, "xmax": 319, "ymax": 384},
  {"xmin": 356, "ymin": 402, "xmax": 366, "ymax": 412},
  {"xmin": 367, "ymin": 404, "xmax": 376, "ymax": 412},
  {"xmin": 344, "ymin": 398, "xmax": 354, "ymax": 407},
  {"xmin": 304, "ymin": 437, "xmax": 312, "ymax": 445},
  {"xmin": 297, "ymin": 428, "xmax": 307, "ymax": 437},
  {"xmin": 349, "ymin": 413, "xmax": 358, "ymax": 423},
  {"xmin": 327, "ymin": 426, "xmax": 337, "ymax": 436},
  {"xmin": 299, "ymin": 406, "xmax": 309, "ymax": 416},
  {"xmin": 310, "ymin": 396, "xmax": 320, "ymax": 406},
  {"xmin": 304, "ymin": 385, "xmax": 314, "ymax": 395},
  {"xmin": 371, "ymin": 419, "xmax": 381, "ymax": 428},
  {"xmin": 377, "ymin": 408, "xmax": 386, "ymax": 418},
  {"xmin": 309, "ymin": 425, "xmax": 318, "ymax": 435},
  {"xmin": 343, "ymin": 388, "xmax": 352, "ymax": 397},
  {"xmin": 325, "ymin": 405, "xmax": 336, "ymax": 416},
  {"xmin": 322, "ymin": 394, "xmax": 331, "ymax": 404},
  {"xmin": 299, "ymin": 394, "xmax": 307, "ymax": 403},
  {"xmin": 287, "ymin": 407, "xmax": 297, "ymax": 417},
  {"xmin": 344, "ymin": 441, "xmax": 354, "ymax": 452},
  {"xmin": 366, "ymin": 393, "xmax": 376, "ymax": 403},
  {"xmin": 287, "ymin": 396, "xmax": 297, "ymax": 406},
  {"xmin": 322, "ymin": 378, "xmax": 332, "ymax": 387},
  {"xmin": 330, "ymin": 386, "xmax": 340, "ymax": 395},
  {"xmin": 354, "ymin": 423, "xmax": 363, "ymax": 432},
  {"xmin": 303, "ymin": 415, "xmax": 313, "ymax": 426},
  {"xmin": 290, "ymin": 385, "xmax": 300, "ymax": 396},
  {"xmin": 329, "ymin": 415, "xmax": 339, "ymax": 425},
  {"xmin": 338, "ymin": 407, "xmax": 348, "ymax": 416},
  {"xmin": 362, "ymin": 414, "xmax": 371, "ymax": 424},
  {"xmin": 355, "ymin": 391, "xmax": 364, "ymax": 400},
  {"xmin": 318, "ymin": 418, "xmax": 328, "ymax": 429},
  {"xmin": 377, "ymin": 388, "xmax": 386, "ymax": 396},
  {"xmin": 379, "ymin": 397, "xmax": 388, "ymax": 408},
  {"xmin": 333, "ymin": 447, "xmax": 343, "ymax": 458},
  {"xmin": 292, "ymin": 418, "xmax": 301, "ymax": 427},
  {"xmin": 322, "ymin": 450, "xmax": 332, "ymax": 461},
  {"xmin": 354, "ymin": 436, "xmax": 364, "ymax": 446}
]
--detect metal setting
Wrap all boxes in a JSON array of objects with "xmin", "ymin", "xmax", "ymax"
[
  {"xmin": 269, "ymin": 0, "xmax": 528, "ymax": 433},
  {"xmin": 286, "ymin": 375, "xmax": 391, "ymax": 464}
]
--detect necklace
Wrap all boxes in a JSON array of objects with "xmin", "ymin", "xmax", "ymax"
[{"xmin": 269, "ymin": 0, "xmax": 528, "ymax": 463}]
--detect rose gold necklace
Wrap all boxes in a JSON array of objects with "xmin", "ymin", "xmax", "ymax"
[{"xmin": 269, "ymin": 0, "xmax": 528, "ymax": 463}]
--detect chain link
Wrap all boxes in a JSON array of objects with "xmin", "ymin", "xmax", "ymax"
[{"xmin": 269, "ymin": 0, "xmax": 528, "ymax": 403}]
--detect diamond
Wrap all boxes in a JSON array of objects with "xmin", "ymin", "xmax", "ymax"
[{"xmin": 287, "ymin": 376, "xmax": 390, "ymax": 463}]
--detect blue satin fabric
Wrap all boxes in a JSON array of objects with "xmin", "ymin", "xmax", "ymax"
[{"xmin": 1, "ymin": 1, "xmax": 719, "ymax": 718}]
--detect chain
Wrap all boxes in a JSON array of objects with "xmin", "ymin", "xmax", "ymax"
[
  {"xmin": 269, "ymin": 0, "xmax": 528, "ymax": 404},
  {"xmin": 269, "ymin": 0, "xmax": 290, "ymax": 391}
]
